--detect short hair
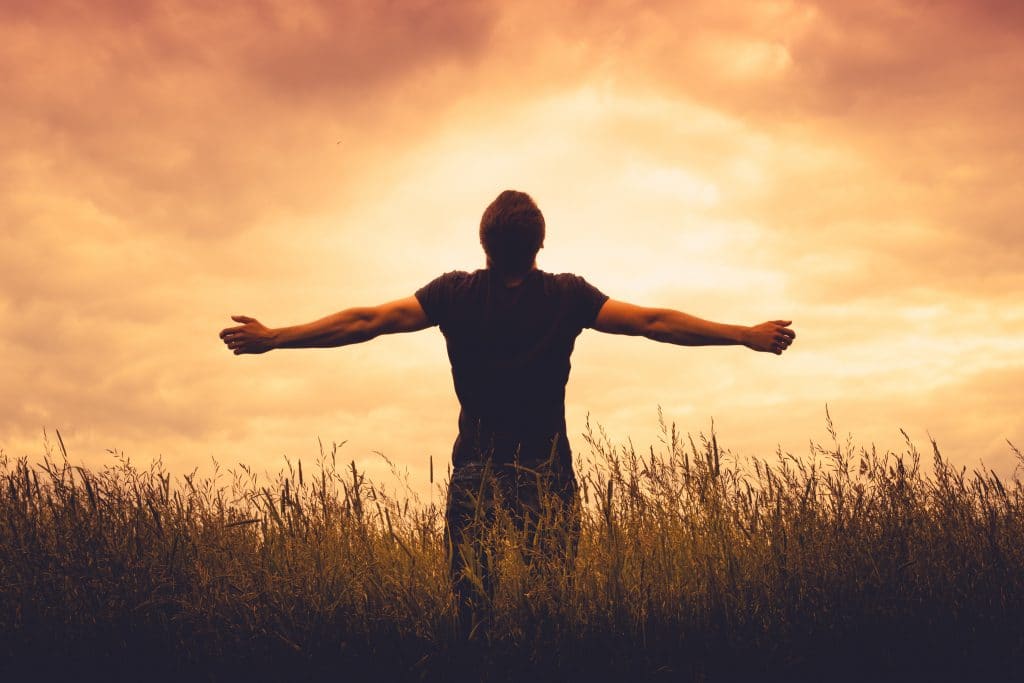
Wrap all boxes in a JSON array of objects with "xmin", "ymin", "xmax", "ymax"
[{"xmin": 479, "ymin": 190, "xmax": 545, "ymax": 275}]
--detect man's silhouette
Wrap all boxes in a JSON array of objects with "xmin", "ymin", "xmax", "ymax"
[{"xmin": 219, "ymin": 189, "xmax": 795, "ymax": 617}]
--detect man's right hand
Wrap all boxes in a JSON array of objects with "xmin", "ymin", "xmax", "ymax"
[
  {"xmin": 219, "ymin": 315, "xmax": 277, "ymax": 355},
  {"xmin": 743, "ymin": 320, "xmax": 795, "ymax": 355}
]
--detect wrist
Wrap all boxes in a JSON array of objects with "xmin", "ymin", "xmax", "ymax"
[
  {"xmin": 737, "ymin": 325, "xmax": 753, "ymax": 346},
  {"xmin": 267, "ymin": 327, "xmax": 284, "ymax": 350}
]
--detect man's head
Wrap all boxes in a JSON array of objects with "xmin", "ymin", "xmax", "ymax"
[{"xmin": 479, "ymin": 190, "xmax": 545, "ymax": 276}]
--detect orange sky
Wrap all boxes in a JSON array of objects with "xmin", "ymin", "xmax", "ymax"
[{"xmin": 3, "ymin": 0, "xmax": 1022, "ymax": 491}]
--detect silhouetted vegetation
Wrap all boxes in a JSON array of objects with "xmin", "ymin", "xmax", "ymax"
[{"xmin": 3, "ymin": 413, "xmax": 1023, "ymax": 681}]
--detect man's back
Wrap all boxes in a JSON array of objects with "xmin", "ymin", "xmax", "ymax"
[{"xmin": 416, "ymin": 268, "xmax": 607, "ymax": 470}]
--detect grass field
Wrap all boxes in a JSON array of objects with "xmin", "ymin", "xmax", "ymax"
[{"xmin": 2, "ymin": 414, "xmax": 1023, "ymax": 682}]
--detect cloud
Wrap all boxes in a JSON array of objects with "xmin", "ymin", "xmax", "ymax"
[
  {"xmin": 508, "ymin": 0, "xmax": 1024, "ymax": 300},
  {"xmin": 0, "ymin": 0, "xmax": 499, "ymax": 467},
  {"xmin": 1, "ymin": 0, "xmax": 1021, "ymax": 490},
  {"xmin": 0, "ymin": 0, "xmax": 498, "ymax": 241}
]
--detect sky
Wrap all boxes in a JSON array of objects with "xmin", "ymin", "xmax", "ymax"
[{"xmin": 2, "ymin": 0, "xmax": 1022, "ymax": 493}]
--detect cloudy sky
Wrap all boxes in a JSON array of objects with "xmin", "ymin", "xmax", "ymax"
[{"xmin": 3, "ymin": 0, "xmax": 1022, "ymax": 491}]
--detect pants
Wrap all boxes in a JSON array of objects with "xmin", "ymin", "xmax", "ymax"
[{"xmin": 444, "ymin": 460, "xmax": 580, "ymax": 613}]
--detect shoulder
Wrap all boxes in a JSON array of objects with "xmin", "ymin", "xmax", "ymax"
[
  {"xmin": 415, "ymin": 271, "xmax": 477, "ymax": 325},
  {"xmin": 546, "ymin": 271, "xmax": 602, "ymax": 291},
  {"xmin": 437, "ymin": 269, "xmax": 474, "ymax": 283},
  {"xmin": 544, "ymin": 271, "xmax": 609, "ymax": 327},
  {"xmin": 415, "ymin": 270, "xmax": 480, "ymax": 307},
  {"xmin": 418, "ymin": 270, "xmax": 474, "ymax": 291}
]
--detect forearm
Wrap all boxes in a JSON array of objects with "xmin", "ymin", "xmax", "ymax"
[
  {"xmin": 646, "ymin": 309, "xmax": 749, "ymax": 346},
  {"xmin": 271, "ymin": 308, "xmax": 379, "ymax": 349}
]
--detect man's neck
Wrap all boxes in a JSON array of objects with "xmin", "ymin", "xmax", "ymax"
[
  {"xmin": 498, "ymin": 267, "xmax": 535, "ymax": 287},
  {"xmin": 486, "ymin": 260, "xmax": 537, "ymax": 287}
]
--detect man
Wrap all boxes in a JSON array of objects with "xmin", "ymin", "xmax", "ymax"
[{"xmin": 219, "ymin": 189, "xmax": 795, "ymax": 615}]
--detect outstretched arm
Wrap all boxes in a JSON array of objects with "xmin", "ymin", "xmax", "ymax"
[
  {"xmin": 219, "ymin": 296, "xmax": 432, "ymax": 355},
  {"xmin": 593, "ymin": 299, "xmax": 795, "ymax": 355}
]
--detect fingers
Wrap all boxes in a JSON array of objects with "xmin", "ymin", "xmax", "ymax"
[
  {"xmin": 220, "ymin": 315, "xmax": 256, "ymax": 341},
  {"xmin": 767, "ymin": 320, "xmax": 795, "ymax": 355},
  {"xmin": 220, "ymin": 326, "xmax": 249, "ymax": 351},
  {"xmin": 769, "ymin": 320, "xmax": 796, "ymax": 356},
  {"xmin": 772, "ymin": 335, "xmax": 793, "ymax": 351},
  {"xmin": 220, "ymin": 328, "xmax": 249, "ymax": 344},
  {"xmin": 227, "ymin": 342, "xmax": 250, "ymax": 354}
]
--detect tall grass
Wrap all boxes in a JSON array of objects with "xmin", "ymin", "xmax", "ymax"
[{"xmin": 2, "ymin": 415, "xmax": 1023, "ymax": 681}]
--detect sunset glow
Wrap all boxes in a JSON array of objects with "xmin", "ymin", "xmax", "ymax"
[{"xmin": 3, "ymin": 0, "xmax": 1022, "ymax": 490}]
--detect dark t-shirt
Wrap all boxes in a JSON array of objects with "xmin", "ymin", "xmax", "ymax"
[{"xmin": 416, "ymin": 268, "xmax": 608, "ymax": 473}]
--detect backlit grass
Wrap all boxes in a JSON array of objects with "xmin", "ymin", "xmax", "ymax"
[{"xmin": 2, "ymin": 413, "xmax": 1022, "ymax": 681}]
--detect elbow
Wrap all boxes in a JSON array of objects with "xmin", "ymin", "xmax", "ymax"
[
  {"xmin": 331, "ymin": 308, "xmax": 379, "ymax": 345},
  {"xmin": 352, "ymin": 309, "xmax": 382, "ymax": 341},
  {"xmin": 643, "ymin": 309, "xmax": 671, "ymax": 340}
]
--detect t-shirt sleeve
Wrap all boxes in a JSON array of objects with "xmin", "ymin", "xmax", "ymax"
[
  {"xmin": 566, "ymin": 274, "xmax": 609, "ymax": 329},
  {"xmin": 415, "ymin": 271, "xmax": 460, "ymax": 326}
]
